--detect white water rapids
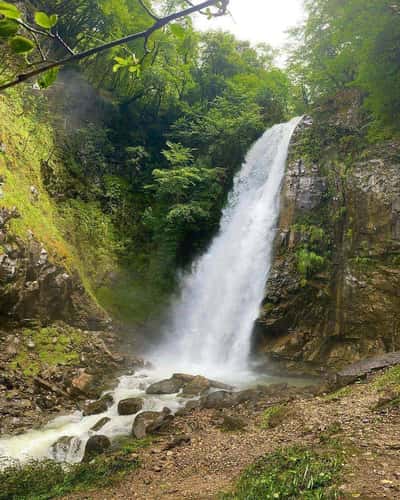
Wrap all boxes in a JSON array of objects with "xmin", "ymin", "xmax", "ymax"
[{"xmin": 0, "ymin": 117, "xmax": 302, "ymax": 464}]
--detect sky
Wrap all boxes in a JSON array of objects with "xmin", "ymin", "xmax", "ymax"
[{"xmin": 195, "ymin": 0, "xmax": 305, "ymax": 50}]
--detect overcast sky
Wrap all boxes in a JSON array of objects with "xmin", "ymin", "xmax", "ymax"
[{"xmin": 195, "ymin": 0, "xmax": 305, "ymax": 49}]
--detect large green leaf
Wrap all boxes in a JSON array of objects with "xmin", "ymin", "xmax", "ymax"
[
  {"xmin": 37, "ymin": 67, "xmax": 59, "ymax": 89},
  {"xmin": 0, "ymin": 18, "xmax": 18, "ymax": 38},
  {"xmin": 9, "ymin": 35, "xmax": 35, "ymax": 54},
  {"xmin": 170, "ymin": 23, "xmax": 186, "ymax": 39},
  {"xmin": 34, "ymin": 11, "xmax": 58, "ymax": 29},
  {"xmin": 0, "ymin": 1, "xmax": 21, "ymax": 20}
]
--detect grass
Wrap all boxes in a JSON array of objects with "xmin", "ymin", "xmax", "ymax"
[
  {"xmin": 9, "ymin": 324, "xmax": 83, "ymax": 377},
  {"xmin": 0, "ymin": 453, "xmax": 139, "ymax": 500},
  {"xmin": 323, "ymin": 386, "xmax": 352, "ymax": 402},
  {"xmin": 261, "ymin": 405, "xmax": 288, "ymax": 429},
  {"xmin": 373, "ymin": 365, "xmax": 400, "ymax": 393},
  {"xmin": 221, "ymin": 445, "xmax": 342, "ymax": 499}
]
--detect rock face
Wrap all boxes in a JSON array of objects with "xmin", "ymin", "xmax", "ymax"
[
  {"xmin": 146, "ymin": 374, "xmax": 233, "ymax": 396},
  {"xmin": 0, "ymin": 207, "xmax": 107, "ymax": 328},
  {"xmin": 256, "ymin": 99, "xmax": 400, "ymax": 374}
]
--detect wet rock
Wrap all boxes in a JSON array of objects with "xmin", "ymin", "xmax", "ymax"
[
  {"xmin": 50, "ymin": 435, "xmax": 82, "ymax": 461},
  {"xmin": 181, "ymin": 376, "xmax": 211, "ymax": 397},
  {"xmin": 91, "ymin": 417, "xmax": 111, "ymax": 432},
  {"xmin": 132, "ymin": 408, "xmax": 173, "ymax": 439},
  {"xmin": 83, "ymin": 435, "xmax": 111, "ymax": 461},
  {"xmin": 83, "ymin": 397, "xmax": 108, "ymax": 416},
  {"xmin": 118, "ymin": 397, "xmax": 144, "ymax": 416},
  {"xmin": 146, "ymin": 378, "xmax": 184, "ymax": 395}
]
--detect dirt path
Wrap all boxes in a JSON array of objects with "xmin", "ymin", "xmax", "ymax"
[{"xmin": 66, "ymin": 382, "xmax": 400, "ymax": 499}]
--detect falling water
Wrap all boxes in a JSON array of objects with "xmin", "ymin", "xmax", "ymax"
[
  {"xmin": 0, "ymin": 117, "xmax": 302, "ymax": 464},
  {"xmin": 151, "ymin": 117, "xmax": 302, "ymax": 380}
]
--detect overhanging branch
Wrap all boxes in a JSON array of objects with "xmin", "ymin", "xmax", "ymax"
[{"xmin": 0, "ymin": 0, "xmax": 228, "ymax": 92}]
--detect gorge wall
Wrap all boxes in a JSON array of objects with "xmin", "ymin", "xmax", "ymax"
[{"xmin": 256, "ymin": 96, "xmax": 400, "ymax": 375}]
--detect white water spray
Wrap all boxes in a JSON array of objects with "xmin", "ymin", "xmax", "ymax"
[
  {"xmin": 0, "ymin": 118, "xmax": 302, "ymax": 463},
  {"xmin": 151, "ymin": 117, "xmax": 302, "ymax": 380}
]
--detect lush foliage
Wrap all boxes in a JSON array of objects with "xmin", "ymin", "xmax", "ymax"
[
  {"xmin": 222, "ymin": 446, "xmax": 341, "ymax": 499},
  {"xmin": 289, "ymin": 0, "xmax": 400, "ymax": 135}
]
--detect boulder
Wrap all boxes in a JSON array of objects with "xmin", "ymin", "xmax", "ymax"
[
  {"xmin": 83, "ymin": 398, "xmax": 108, "ymax": 416},
  {"xmin": 70, "ymin": 370, "xmax": 96, "ymax": 398},
  {"xmin": 200, "ymin": 391, "xmax": 236, "ymax": 409},
  {"xmin": 132, "ymin": 409, "xmax": 173, "ymax": 439},
  {"xmin": 181, "ymin": 376, "xmax": 211, "ymax": 397},
  {"xmin": 91, "ymin": 417, "xmax": 111, "ymax": 432},
  {"xmin": 146, "ymin": 378, "xmax": 184, "ymax": 395},
  {"xmin": 118, "ymin": 397, "xmax": 144, "ymax": 416},
  {"xmin": 83, "ymin": 435, "xmax": 111, "ymax": 461}
]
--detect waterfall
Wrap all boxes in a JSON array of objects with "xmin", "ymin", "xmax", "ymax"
[
  {"xmin": 151, "ymin": 117, "xmax": 302, "ymax": 380},
  {"xmin": 0, "ymin": 118, "xmax": 301, "ymax": 464}
]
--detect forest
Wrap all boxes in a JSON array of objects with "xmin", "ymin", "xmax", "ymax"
[{"xmin": 1, "ymin": 0, "xmax": 400, "ymax": 499}]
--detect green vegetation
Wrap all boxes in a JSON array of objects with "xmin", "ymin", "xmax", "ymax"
[
  {"xmin": 221, "ymin": 446, "xmax": 342, "ymax": 499},
  {"xmin": 261, "ymin": 405, "xmax": 288, "ymax": 429},
  {"xmin": 289, "ymin": 0, "xmax": 400, "ymax": 137},
  {"xmin": 9, "ymin": 325, "xmax": 83, "ymax": 377},
  {"xmin": 323, "ymin": 386, "xmax": 352, "ymax": 402},
  {"xmin": 0, "ymin": 453, "xmax": 139, "ymax": 500},
  {"xmin": 296, "ymin": 248, "xmax": 325, "ymax": 282},
  {"xmin": 373, "ymin": 365, "xmax": 400, "ymax": 393}
]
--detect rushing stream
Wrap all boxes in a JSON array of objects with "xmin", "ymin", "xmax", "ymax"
[{"xmin": 0, "ymin": 117, "xmax": 302, "ymax": 464}]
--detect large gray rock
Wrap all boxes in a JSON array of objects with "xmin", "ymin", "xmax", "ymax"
[
  {"xmin": 200, "ymin": 391, "xmax": 237, "ymax": 409},
  {"xmin": 118, "ymin": 397, "xmax": 144, "ymax": 415},
  {"xmin": 83, "ymin": 397, "xmax": 108, "ymax": 416},
  {"xmin": 91, "ymin": 417, "xmax": 111, "ymax": 432},
  {"xmin": 83, "ymin": 435, "xmax": 111, "ymax": 461},
  {"xmin": 146, "ymin": 378, "xmax": 184, "ymax": 395}
]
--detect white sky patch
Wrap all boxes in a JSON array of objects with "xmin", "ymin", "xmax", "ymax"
[{"xmin": 195, "ymin": 0, "xmax": 305, "ymax": 49}]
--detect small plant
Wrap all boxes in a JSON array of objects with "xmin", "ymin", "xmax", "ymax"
[
  {"xmin": 373, "ymin": 365, "xmax": 400, "ymax": 393},
  {"xmin": 296, "ymin": 248, "xmax": 325, "ymax": 278},
  {"xmin": 221, "ymin": 446, "xmax": 342, "ymax": 499},
  {"xmin": 261, "ymin": 405, "xmax": 287, "ymax": 429}
]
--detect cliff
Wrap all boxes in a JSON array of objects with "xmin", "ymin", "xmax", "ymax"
[{"xmin": 256, "ymin": 95, "xmax": 400, "ymax": 374}]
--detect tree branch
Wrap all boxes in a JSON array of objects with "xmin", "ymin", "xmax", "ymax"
[
  {"xmin": 0, "ymin": 0, "xmax": 228, "ymax": 92},
  {"xmin": 138, "ymin": 0, "xmax": 160, "ymax": 21}
]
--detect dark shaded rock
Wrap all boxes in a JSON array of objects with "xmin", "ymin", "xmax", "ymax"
[
  {"xmin": 132, "ymin": 409, "xmax": 173, "ymax": 439},
  {"xmin": 83, "ymin": 435, "xmax": 111, "ymax": 461},
  {"xmin": 118, "ymin": 397, "xmax": 144, "ymax": 416},
  {"xmin": 146, "ymin": 378, "xmax": 184, "ymax": 395},
  {"xmin": 91, "ymin": 417, "xmax": 111, "ymax": 432}
]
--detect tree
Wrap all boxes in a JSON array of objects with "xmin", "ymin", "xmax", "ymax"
[{"xmin": 0, "ymin": 0, "xmax": 229, "ymax": 91}]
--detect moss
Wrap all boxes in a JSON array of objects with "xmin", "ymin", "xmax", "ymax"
[
  {"xmin": 9, "ymin": 325, "xmax": 83, "ymax": 377},
  {"xmin": 261, "ymin": 405, "xmax": 288, "ymax": 429},
  {"xmin": 221, "ymin": 445, "xmax": 342, "ymax": 499}
]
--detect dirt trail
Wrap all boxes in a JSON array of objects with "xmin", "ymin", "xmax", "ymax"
[{"xmin": 66, "ymin": 382, "xmax": 400, "ymax": 499}]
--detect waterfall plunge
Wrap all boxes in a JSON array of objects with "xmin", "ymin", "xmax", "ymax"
[{"xmin": 150, "ymin": 117, "xmax": 302, "ymax": 382}]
